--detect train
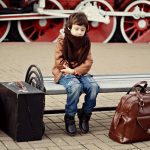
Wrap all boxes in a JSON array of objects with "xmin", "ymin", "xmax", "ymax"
[{"xmin": 0, "ymin": 0, "xmax": 150, "ymax": 43}]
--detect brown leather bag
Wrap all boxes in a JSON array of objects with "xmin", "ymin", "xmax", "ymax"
[{"xmin": 109, "ymin": 81, "xmax": 150, "ymax": 143}]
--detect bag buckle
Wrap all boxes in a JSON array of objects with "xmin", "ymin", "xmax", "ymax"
[{"xmin": 139, "ymin": 98, "xmax": 144, "ymax": 108}]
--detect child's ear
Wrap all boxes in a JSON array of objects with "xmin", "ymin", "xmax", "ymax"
[{"xmin": 68, "ymin": 27, "xmax": 70, "ymax": 30}]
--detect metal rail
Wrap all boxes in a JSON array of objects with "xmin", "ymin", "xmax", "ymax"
[{"xmin": 0, "ymin": 4, "xmax": 149, "ymax": 22}]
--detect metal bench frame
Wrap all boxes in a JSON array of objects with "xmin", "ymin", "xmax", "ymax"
[{"xmin": 25, "ymin": 64, "xmax": 150, "ymax": 114}]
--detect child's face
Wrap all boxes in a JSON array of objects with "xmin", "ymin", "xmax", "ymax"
[{"xmin": 70, "ymin": 24, "xmax": 86, "ymax": 37}]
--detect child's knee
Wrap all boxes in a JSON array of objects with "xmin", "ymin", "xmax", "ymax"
[{"xmin": 71, "ymin": 83, "xmax": 82, "ymax": 93}]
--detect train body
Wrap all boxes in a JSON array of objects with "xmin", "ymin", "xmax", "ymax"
[{"xmin": 0, "ymin": 0, "xmax": 150, "ymax": 43}]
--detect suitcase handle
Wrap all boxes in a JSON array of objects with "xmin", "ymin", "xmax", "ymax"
[{"xmin": 15, "ymin": 81, "xmax": 27, "ymax": 91}]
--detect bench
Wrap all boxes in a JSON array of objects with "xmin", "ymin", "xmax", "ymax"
[{"xmin": 25, "ymin": 65, "xmax": 150, "ymax": 114}]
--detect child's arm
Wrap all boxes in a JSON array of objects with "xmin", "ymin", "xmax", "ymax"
[
  {"xmin": 61, "ymin": 65, "xmax": 75, "ymax": 74},
  {"xmin": 54, "ymin": 37, "xmax": 66, "ymax": 70},
  {"xmin": 60, "ymin": 50, "xmax": 93, "ymax": 75}
]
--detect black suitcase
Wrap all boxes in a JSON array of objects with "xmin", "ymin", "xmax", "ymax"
[{"xmin": 0, "ymin": 81, "xmax": 45, "ymax": 142}]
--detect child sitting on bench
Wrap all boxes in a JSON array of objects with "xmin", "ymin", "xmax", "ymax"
[{"xmin": 52, "ymin": 12, "xmax": 100, "ymax": 136}]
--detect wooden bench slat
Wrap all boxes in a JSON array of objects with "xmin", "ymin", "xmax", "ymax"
[
  {"xmin": 44, "ymin": 74, "xmax": 150, "ymax": 80},
  {"xmin": 43, "ymin": 74, "xmax": 150, "ymax": 95}
]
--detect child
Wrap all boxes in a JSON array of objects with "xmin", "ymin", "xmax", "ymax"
[{"xmin": 52, "ymin": 12, "xmax": 100, "ymax": 136}]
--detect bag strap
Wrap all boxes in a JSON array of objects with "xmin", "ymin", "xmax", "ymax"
[
  {"xmin": 127, "ymin": 81, "xmax": 148, "ymax": 108},
  {"xmin": 127, "ymin": 81, "xmax": 148, "ymax": 94},
  {"xmin": 133, "ymin": 81, "xmax": 148, "ymax": 88}
]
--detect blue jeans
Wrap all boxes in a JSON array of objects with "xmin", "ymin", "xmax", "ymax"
[{"xmin": 58, "ymin": 74, "xmax": 100, "ymax": 116}]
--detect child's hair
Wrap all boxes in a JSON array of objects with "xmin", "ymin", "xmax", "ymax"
[{"xmin": 66, "ymin": 12, "xmax": 89, "ymax": 31}]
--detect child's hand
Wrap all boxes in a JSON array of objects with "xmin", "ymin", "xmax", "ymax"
[{"xmin": 61, "ymin": 65, "xmax": 75, "ymax": 74}]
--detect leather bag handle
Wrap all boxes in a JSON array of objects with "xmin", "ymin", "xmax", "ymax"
[
  {"xmin": 133, "ymin": 81, "xmax": 148, "ymax": 89},
  {"xmin": 127, "ymin": 81, "xmax": 148, "ymax": 94},
  {"xmin": 127, "ymin": 81, "xmax": 149, "ymax": 108}
]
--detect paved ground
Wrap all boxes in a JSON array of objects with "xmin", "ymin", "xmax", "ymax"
[{"xmin": 0, "ymin": 43, "xmax": 150, "ymax": 150}]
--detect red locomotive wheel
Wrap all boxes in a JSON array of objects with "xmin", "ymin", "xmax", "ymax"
[
  {"xmin": 0, "ymin": 0, "xmax": 11, "ymax": 42},
  {"xmin": 76, "ymin": 0, "xmax": 117, "ymax": 43},
  {"xmin": 17, "ymin": 0, "xmax": 64, "ymax": 42},
  {"xmin": 121, "ymin": 0, "xmax": 150, "ymax": 43}
]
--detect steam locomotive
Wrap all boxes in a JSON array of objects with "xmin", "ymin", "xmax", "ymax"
[{"xmin": 0, "ymin": 0, "xmax": 149, "ymax": 43}]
